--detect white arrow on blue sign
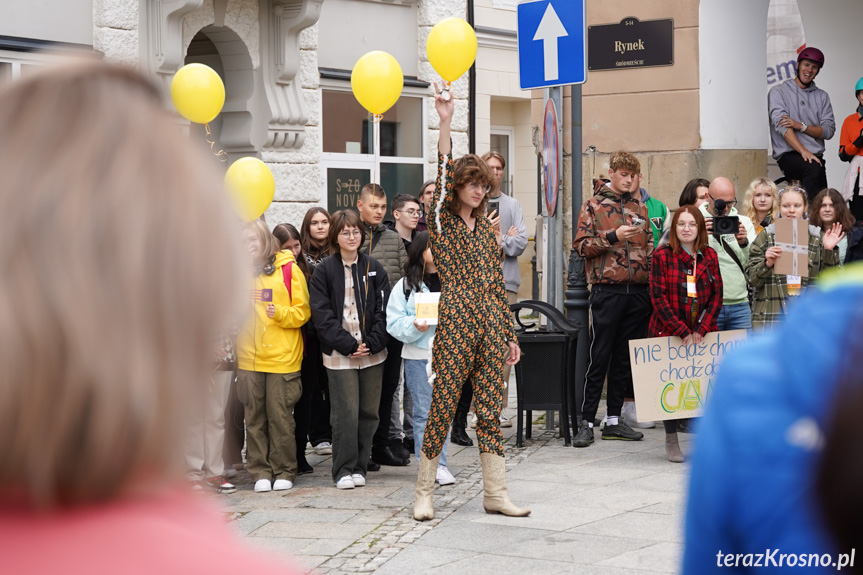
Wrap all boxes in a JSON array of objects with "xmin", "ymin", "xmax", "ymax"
[{"xmin": 517, "ymin": 0, "xmax": 586, "ymax": 90}]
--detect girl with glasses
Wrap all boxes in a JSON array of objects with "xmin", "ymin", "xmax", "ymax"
[
  {"xmin": 648, "ymin": 205, "xmax": 723, "ymax": 462},
  {"xmin": 309, "ymin": 210, "xmax": 391, "ymax": 489}
]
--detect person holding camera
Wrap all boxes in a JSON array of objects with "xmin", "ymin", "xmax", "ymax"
[
  {"xmin": 697, "ymin": 177, "xmax": 757, "ymax": 331},
  {"xmin": 745, "ymin": 187, "xmax": 843, "ymax": 329}
]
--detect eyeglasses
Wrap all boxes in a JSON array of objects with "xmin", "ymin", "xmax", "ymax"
[
  {"xmin": 676, "ymin": 222, "xmax": 699, "ymax": 230},
  {"xmin": 397, "ymin": 209, "xmax": 421, "ymax": 217},
  {"xmin": 338, "ymin": 230, "xmax": 361, "ymax": 238}
]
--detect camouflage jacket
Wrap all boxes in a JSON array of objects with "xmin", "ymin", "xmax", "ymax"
[
  {"xmin": 573, "ymin": 187, "xmax": 653, "ymax": 285},
  {"xmin": 745, "ymin": 224, "xmax": 840, "ymax": 329}
]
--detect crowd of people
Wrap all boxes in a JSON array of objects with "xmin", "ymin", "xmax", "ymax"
[
  {"xmin": 7, "ymin": 45, "xmax": 863, "ymax": 573},
  {"xmin": 184, "ymin": 80, "xmax": 531, "ymax": 526}
]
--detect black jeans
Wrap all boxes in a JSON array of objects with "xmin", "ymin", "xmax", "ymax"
[
  {"xmin": 581, "ymin": 287, "xmax": 651, "ymax": 423},
  {"xmin": 777, "ymin": 151, "xmax": 828, "ymax": 201},
  {"xmin": 302, "ymin": 331, "xmax": 332, "ymax": 447},
  {"xmin": 373, "ymin": 339, "xmax": 404, "ymax": 448}
]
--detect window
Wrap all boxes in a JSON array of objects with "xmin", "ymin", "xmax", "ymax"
[
  {"xmin": 490, "ymin": 128, "xmax": 514, "ymax": 196},
  {"xmin": 321, "ymin": 87, "xmax": 426, "ymax": 220}
]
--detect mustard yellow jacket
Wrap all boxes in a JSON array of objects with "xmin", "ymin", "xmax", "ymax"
[{"xmin": 238, "ymin": 250, "xmax": 311, "ymax": 373}]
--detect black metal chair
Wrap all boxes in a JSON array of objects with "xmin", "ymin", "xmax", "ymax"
[{"xmin": 510, "ymin": 300, "xmax": 578, "ymax": 447}]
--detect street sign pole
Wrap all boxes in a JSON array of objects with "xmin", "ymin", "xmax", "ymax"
[{"xmin": 543, "ymin": 86, "xmax": 564, "ymax": 311}]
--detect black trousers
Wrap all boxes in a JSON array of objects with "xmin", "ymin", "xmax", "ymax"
[
  {"xmin": 777, "ymin": 151, "xmax": 828, "ymax": 201},
  {"xmin": 454, "ymin": 379, "xmax": 472, "ymax": 423},
  {"xmin": 373, "ymin": 339, "xmax": 403, "ymax": 448},
  {"xmin": 581, "ymin": 287, "xmax": 651, "ymax": 423},
  {"xmin": 303, "ymin": 331, "xmax": 332, "ymax": 447}
]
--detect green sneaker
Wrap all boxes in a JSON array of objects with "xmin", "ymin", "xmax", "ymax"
[{"xmin": 601, "ymin": 421, "xmax": 644, "ymax": 441}]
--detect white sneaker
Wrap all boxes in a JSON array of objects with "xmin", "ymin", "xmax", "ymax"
[
  {"xmin": 499, "ymin": 415, "xmax": 513, "ymax": 428},
  {"xmin": 273, "ymin": 479, "xmax": 293, "ymax": 491},
  {"xmin": 622, "ymin": 401, "xmax": 655, "ymax": 429},
  {"xmin": 336, "ymin": 476, "xmax": 355, "ymax": 490},
  {"xmin": 254, "ymin": 479, "xmax": 272, "ymax": 493},
  {"xmin": 314, "ymin": 441, "xmax": 333, "ymax": 455},
  {"xmin": 350, "ymin": 473, "xmax": 366, "ymax": 487},
  {"xmin": 435, "ymin": 466, "xmax": 455, "ymax": 485},
  {"xmin": 599, "ymin": 415, "xmax": 607, "ymax": 430},
  {"xmin": 469, "ymin": 413, "xmax": 477, "ymax": 429}
]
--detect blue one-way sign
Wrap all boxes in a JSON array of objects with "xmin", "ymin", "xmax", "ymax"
[{"xmin": 517, "ymin": 0, "xmax": 586, "ymax": 90}]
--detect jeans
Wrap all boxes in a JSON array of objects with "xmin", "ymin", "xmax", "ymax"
[
  {"xmin": 327, "ymin": 363, "xmax": 384, "ymax": 483},
  {"xmin": 404, "ymin": 359, "xmax": 448, "ymax": 466},
  {"xmin": 716, "ymin": 302, "xmax": 752, "ymax": 331}
]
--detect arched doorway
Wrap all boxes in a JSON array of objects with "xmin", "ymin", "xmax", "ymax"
[{"xmin": 185, "ymin": 25, "xmax": 264, "ymax": 162}]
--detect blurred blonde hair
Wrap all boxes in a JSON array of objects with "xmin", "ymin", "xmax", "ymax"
[
  {"xmin": 742, "ymin": 177, "xmax": 780, "ymax": 223},
  {"xmin": 247, "ymin": 219, "xmax": 281, "ymax": 263},
  {"xmin": 0, "ymin": 61, "xmax": 244, "ymax": 508}
]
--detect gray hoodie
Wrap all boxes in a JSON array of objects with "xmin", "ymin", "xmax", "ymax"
[
  {"xmin": 495, "ymin": 193, "xmax": 528, "ymax": 293},
  {"xmin": 768, "ymin": 78, "xmax": 835, "ymax": 159}
]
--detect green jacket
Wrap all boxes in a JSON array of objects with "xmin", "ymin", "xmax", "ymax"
[
  {"xmin": 641, "ymin": 189, "xmax": 668, "ymax": 247},
  {"xmin": 698, "ymin": 202, "xmax": 757, "ymax": 305},
  {"xmin": 745, "ymin": 224, "xmax": 840, "ymax": 329}
]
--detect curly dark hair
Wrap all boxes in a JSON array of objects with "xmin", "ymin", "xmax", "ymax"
[{"xmin": 449, "ymin": 154, "xmax": 494, "ymax": 218}]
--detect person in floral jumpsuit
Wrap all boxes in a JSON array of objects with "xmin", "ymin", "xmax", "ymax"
[{"xmin": 412, "ymin": 82, "xmax": 530, "ymax": 521}]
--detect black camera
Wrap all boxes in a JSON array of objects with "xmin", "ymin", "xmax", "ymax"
[{"xmin": 712, "ymin": 199, "xmax": 739, "ymax": 236}]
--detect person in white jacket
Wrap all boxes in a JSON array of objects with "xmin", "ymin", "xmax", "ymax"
[{"xmin": 385, "ymin": 231, "xmax": 455, "ymax": 486}]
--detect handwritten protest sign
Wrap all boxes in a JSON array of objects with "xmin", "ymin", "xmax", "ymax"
[{"xmin": 628, "ymin": 330, "xmax": 748, "ymax": 422}]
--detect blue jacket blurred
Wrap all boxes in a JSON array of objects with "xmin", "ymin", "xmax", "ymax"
[{"xmin": 683, "ymin": 267, "xmax": 863, "ymax": 573}]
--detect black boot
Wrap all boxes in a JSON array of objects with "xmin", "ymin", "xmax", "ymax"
[{"xmin": 451, "ymin": 410, "xmax": 474, "ymax": 447}]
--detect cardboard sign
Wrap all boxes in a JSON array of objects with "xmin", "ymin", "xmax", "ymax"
[
  {"xmin": 629, "ymin": 330, "xmax": 748, "ymax": 422},
  {"xmin": 414, "ymin": 292, "xmax": 440, "ymax": 325},
  {"xmin": 774, "ymin": 218, "xmax": 809, "ymax": 277}
]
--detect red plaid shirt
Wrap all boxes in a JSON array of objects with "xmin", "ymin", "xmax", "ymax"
[{"xmin": 648, "ymin": 244, "xmax": 723, "ymax": 338}]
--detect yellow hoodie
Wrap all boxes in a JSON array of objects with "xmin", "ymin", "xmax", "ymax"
[{"xmin": 238, "ymin": 250, "xmax": 311, "ymax": 373}]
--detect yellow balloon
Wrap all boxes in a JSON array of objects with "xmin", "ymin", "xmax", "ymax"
[
  {"xmin": 225, "ymin": 157, "xmax": 275, "ymax": 221},
  {"xmin": 170, "ymin": 63, "xmax": 225, "ymax": 124},
  {"xmin": 427, "ymin": 18, "xmax": 477, "ymax": 82},
  {"xmin": 351, "ymin": 51, "xmax": 404, "ymax": 115}
]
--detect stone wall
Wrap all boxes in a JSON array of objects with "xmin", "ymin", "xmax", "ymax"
[{"xmin": 93, "ymin": 0, "xmax": 139, "ymax": 66}]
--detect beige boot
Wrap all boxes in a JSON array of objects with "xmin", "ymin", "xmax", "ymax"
[
  {"xmin": 665, "ymin": 432, "xmax": 685, "ymax": 463},
  {"xmin": 413, "ymin": 452, "xmax": 440, "ymax": 521},
  {"xmin": 480, "ymin": 453, "xmax": 530, "ymax": 517}
]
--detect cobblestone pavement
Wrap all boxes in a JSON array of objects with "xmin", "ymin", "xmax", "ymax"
[{"xmin": 222, "ymin": 398, "xmax": 690, "ymax": 574}]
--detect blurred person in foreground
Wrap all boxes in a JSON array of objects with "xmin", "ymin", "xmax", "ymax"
[
  {"xmin": 683, "ymin": 267, "xmax": 863, "ymax": 573},
  {"xmin": 0, "ymin": 62, "xmax": 292, "ymax": 573}
]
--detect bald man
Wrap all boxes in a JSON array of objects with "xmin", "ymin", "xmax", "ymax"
[{"xmin": 698, "ymin": 177, "xmax": 758, "ymax": 330}]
